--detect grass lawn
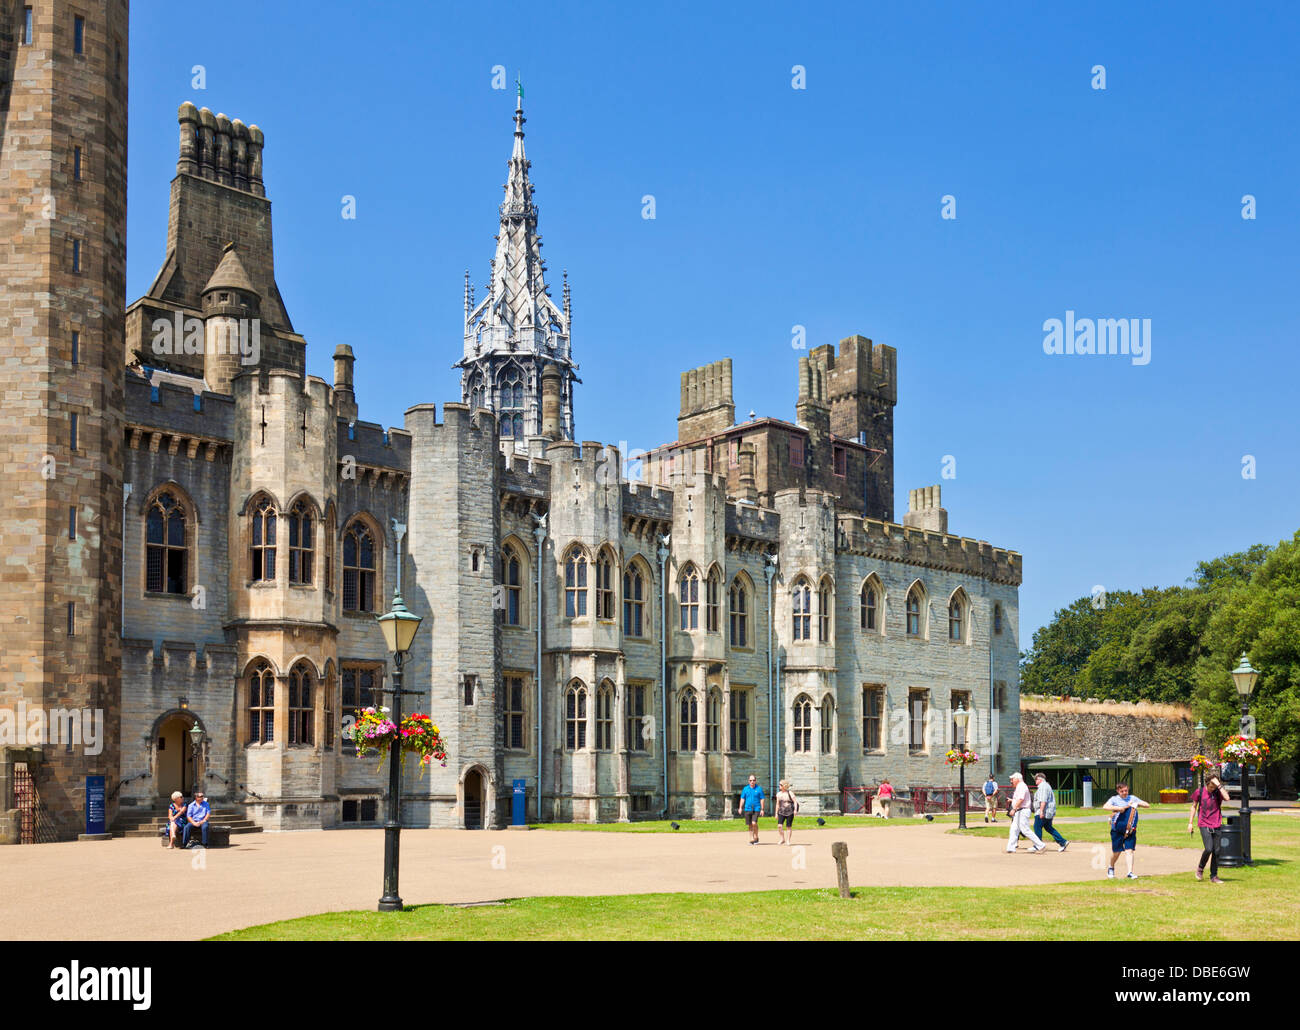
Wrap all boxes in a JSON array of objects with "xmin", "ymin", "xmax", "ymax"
[{"xmin": 211, "ymin": 816, "xmax": 1300, "ymax": 941}]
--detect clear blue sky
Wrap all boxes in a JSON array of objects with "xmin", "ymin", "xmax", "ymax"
[{"xmin": 126, "ymin": 1, "xmax": 1300, "ymax": 643}]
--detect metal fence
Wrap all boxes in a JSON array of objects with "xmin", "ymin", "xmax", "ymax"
[
  {"xmin": 12, "ymin": 763, "xmax": 54, "ymax": 844},
  {"xmin": 842, "ymin": 785, "xmax": 1016, "ymax": 816}
]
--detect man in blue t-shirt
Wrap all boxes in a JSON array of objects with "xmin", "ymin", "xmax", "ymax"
[
  {"xmin": 738, "ymin": 775, "xmax": 765, "ymax": 845},
  {"xmin": 184, "ymin": 790, "xmax": 211, "ymax": 848}
]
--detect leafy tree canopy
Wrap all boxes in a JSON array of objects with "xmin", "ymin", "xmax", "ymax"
[{"xmin": 1020, "ymin": 534, "xmax": 1300, "ymax": 768}]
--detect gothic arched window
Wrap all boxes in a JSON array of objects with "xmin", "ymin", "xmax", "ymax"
[
  {"xmin": 906, "ymin": 583, "xmax": 926, "ymax": 637},
  {"xmin": 500, "ymin": 543, "xmax": 523, "ymax": 626},
  {"xmin": 564, "ymin": 547, "xmax": 588, "ymax": 618},
  {"xmin": 250, "ymin": 495, "xmax": 277, "ymax": 582},
  {"xmin": 343, "ymin": 521, "xmax": 377, "ymax": 613},
  {"xmin": 248, "ymin": 661, "xmax": 275, "ymax": 744},
  {"xmin": 289, "ymin": 663, "xmax": 314, "ymax": 746},
  {"xmin": 498, "ymin": 367, "xmax": 525, "ymax": 437},
  {"xmin": 146, "ymin": 491, "xmax": 187, "ymax": 594},
  {"xmin": 565, "ymin": 681, "xmax": 588, "ymax": 750},
  {"xmin": 793, "ymin": 694, "xmax": 813, "ymax": 753},
  {"xmin": 287, "ymin": 498, "xmax": 314, "ymax": 585},
  {"xmin": 679, "ymin": 687, "xmax": 699, "ymax": 752},
  {"xmin": 679, "ymin": 565, "xmax": 700, "ymax": 631},
  {"xmin": 729, "ymin": 577, "xmax": 749, "ymax": 648},
  {"xmin": 792, "ymin": 578, "xmax": 812, "ymax": 641},
  {"xmin": 623, "ymin": 561, "xmax": 647, "ymax": 638}
]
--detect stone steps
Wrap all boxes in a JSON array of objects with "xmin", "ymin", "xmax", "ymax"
[{"xmin": 112, "ymin": 807, "xmax": 263, "ymax": 837}]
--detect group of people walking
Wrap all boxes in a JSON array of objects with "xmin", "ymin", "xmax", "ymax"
[
  {"xmin": 738, "ymin": 775, "xmax": 802, "ymax": 844},
  {"xmin": 738, "ymin": 768, "xmax": 1235, "ymax": 885},
  {"xmin": 1000, "ymin": 771, "xmax": 1071, "ymax": 854}
]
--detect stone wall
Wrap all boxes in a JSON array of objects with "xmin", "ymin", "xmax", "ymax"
[{"xmin": 1019, "ymin": 698, "xmax": 1200, "ymax": 762}]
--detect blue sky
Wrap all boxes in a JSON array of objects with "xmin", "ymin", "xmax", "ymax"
[{"xmin": 126, "ymin": 1, "xmax": 1300, "ymax": 642}]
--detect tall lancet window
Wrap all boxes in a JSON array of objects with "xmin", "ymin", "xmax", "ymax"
[
  {"xmin": 468, "ymin": 374, "xmax": 485, "ymax": 412},
  {"xmin": 498, "ymin": 368, "xmax": 525, "ymax": 437}
]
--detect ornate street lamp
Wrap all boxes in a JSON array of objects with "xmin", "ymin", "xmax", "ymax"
[
  {"xmin": 375, "ymin": 590, "xmax": 425, "ymax": 912},
  {"xmin": 954, "ymin": 704, "xmax": 970, "ymax": 830},
  {"xmin": 1230, "ymin": 653, "xmax": 1258, "ymax": 864},
  {"xmin": 188, "ymin": 723, "xmax": 204, "ymax": 796}
]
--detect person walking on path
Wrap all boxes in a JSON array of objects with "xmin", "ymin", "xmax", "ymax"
[
  {"xmin": 875, "ymin": 778, "xmax": 895, "ymax": 819},
  {"xmin": 1033, "ymin": 773, "xmax": 1069, "ymax": 851},
  {"xmin": 1006, "ymin": 772, "xmax": 1046, "ymax": 853},
  {"xmin": 775, "ymin": 780, "xmax": 799, "ymax": 845},
  {"xmin": 1104, "ymin": 783, "xmax": 1150, "ymax": 879},
  {"xmin": 982, "ymin": 774, "xmax": 999, "ymax": 823},
  {"xmin": 1189, "ymin": 774, "xmax": 1229, "ymax": 883},
  {"xmin": 738, "ymin": 774, "xmax": 765, "ymax": 844}
]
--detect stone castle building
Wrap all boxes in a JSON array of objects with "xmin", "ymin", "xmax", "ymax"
[{"xmin": 1, "ymin": 1, "xmax": 1022, "ymax": 840}]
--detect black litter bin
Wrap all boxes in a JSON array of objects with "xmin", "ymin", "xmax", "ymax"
[{"xmin": 1218, "ymin": 815, "xmax": 1245, "ymax": 868}]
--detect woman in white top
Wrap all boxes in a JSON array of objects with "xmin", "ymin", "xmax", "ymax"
[{"xmin": 775, "ymin": 780, "xmax": 799, "ymax": 844}]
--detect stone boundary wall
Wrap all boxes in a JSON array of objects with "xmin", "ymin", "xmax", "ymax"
[{"xmin": 1020, "ymin": 697, "xmax": 1199, "ymax": 763}]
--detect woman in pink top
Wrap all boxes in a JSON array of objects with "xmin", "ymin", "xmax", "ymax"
[
  {"xmin": 876, "ymin": 778, "xmax": 894, "ymax": 819},
  {"xmin": 1188, "ymin": 774, "xmax": 1229, "ymax": 883}
]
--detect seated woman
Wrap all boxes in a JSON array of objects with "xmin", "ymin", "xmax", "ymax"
[{"xmin": 166, "ymin": 791, "xmax": 186, "ymax": 850}]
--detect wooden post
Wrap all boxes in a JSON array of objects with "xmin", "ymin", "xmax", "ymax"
[{"xmin": 831, "ymin": 841, "xmax": 851, "ymax": 898}]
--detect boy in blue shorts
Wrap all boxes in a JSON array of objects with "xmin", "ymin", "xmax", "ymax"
[{"xmin": 1104, "ymin": 782, "xmax": 1150, "ymax": 879}]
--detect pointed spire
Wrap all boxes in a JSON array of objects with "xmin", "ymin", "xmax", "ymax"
[
  {"xmin": 463, "ymin": 269, "xmax": 471, "ymax": 319},
  {"xmin": 562, "ymin": 269, "xmax": 571, "ymax": 329}
]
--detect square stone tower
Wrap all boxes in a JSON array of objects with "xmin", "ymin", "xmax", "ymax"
[{"xmin": 0, "ymin": 0, "xmax": 129, "ymax": 839}]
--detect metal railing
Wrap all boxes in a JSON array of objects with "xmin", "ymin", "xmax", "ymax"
[{"xmin": 205, "ymin": 770, "xmax": 263, "ymax": 800}]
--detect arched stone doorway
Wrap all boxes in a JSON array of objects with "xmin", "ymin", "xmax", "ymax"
[
  {"xmin": 151, "ymin": 710, "xmax": 203, "ymax": 800},
  {"xmin": 460, "ymin": 765, "xmax": 492, "ymax": 829}
]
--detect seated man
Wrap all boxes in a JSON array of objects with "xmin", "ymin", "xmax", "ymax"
[{"xmin": 183, "ymin": 790, "xmax": 211, "ymax": 848}]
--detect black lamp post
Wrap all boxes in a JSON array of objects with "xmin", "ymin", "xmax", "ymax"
[
  {"xmin": 188, "ymin": 723, "xmax": 204, "ymax": 796},
  {"xmin": 1230, "ymin": 652, "xmax": 1258, "ymax": 865},
  {"xmin": 375, "ymin": 590, "xmax": 424, "ymax": 912},
  {"xmin": 954, "ymin": 703, "xmax": 970, "ymax": 830},
  {"xmin": 1193, "ymin": 720, "xmax": 1207, "ymax": 824}
]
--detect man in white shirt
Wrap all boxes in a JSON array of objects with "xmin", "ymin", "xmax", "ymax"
[{"xmin": 1005, "ymin": 771, "xmax": 1046, "ymax": 853}]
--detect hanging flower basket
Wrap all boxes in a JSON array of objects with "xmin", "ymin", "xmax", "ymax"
[
  {"xmin": 1189, "ymin": 754, "xmax": 1217, "ymax": 773},
  {"xmin": 944, "ymin": 747, "xmax": 981, "ymax": 767},
  {"xmin": 1219, "ymin": 736, "xmax": 1270, "ymax": 767},
  {"xmin": 350, "ymin": 707, "xmax": 448, "ymax": 775}
]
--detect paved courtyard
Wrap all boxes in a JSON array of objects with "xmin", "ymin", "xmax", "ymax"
[{"xmin": 3, "ymin": 822, "xmax": 1193, "ymax": 940}]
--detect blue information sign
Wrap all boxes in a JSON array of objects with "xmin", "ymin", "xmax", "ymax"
[
  {"xmin": 85, "ymin": 775, "xmax": 106, "ymax": 836},
  {"xmin": 512, "ymin": 778, "xmax": 527, "ymax": 827}
]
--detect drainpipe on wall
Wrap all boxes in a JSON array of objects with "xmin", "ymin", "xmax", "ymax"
[
  {"xmin": 391, "ymin": 520, "xmax": 407, "ymax": 594},
  {"xmin": 656, "ymin": 533, "xmax": 671, "ymax": 818},
  {"xmin": 121, "ymin": 483, "xmax": 132, "ymax": 638},
  {"xmin": 987, "ymin": 593, "xmax": 996, "ymax": 779},
  {"xmin": 532, "ymin": 515, "xmax": 547, "ymax": 823},
  {"xmin": 763, "ymin": 553, "xmax": 777, "ymax": 792}
]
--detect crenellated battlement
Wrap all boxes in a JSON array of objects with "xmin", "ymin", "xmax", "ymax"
[
  {"xmin": 774, "ymin": 485, "xmax": 836, "ymax": 509},
  {"xmin": 337, "ymin": 418, "xmax": 411, "ymax": 472},
  {"xmin": 125, "ymin": 368, "xmax": 236, "ymax": 441},
  {"xmin": 837, "ymin": 514, "xmax": 1022, "ymax": 585},
  {"xmin": 725, "ymin": 500, "xmax": 779, "ymax": 545}
]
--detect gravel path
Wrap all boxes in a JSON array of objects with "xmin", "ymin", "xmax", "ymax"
[{"xmin": 2, "ymin": 821, "xmax": 1197, "ymax": 940}]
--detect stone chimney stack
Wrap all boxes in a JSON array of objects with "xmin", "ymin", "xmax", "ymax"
[
  {"xmin": 738, "ymin": 443, "xmax": 758, "ymax": 504},
  {"xmin": 903, "ymin": 485, "xmax": 948, "ymax": 534},
  {"xmin": 333, "ymin": 344, "xmax": 358, "ymax": 421}
]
